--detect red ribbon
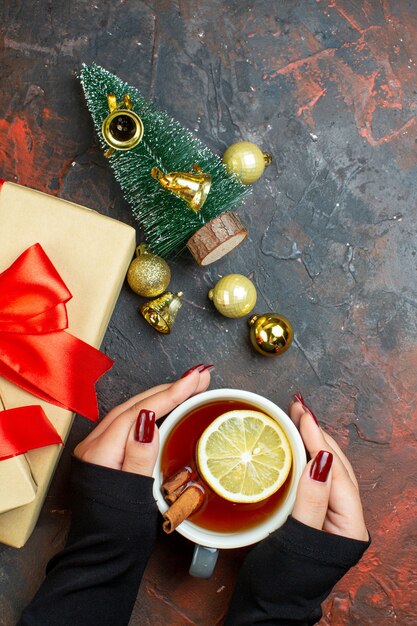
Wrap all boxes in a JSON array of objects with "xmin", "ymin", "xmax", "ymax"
[
  {"xmin": 0, "ymin": 243, "xmax": 113, "ymax": 421},
  {"xmin": 0, "ymin": 406, "xmax": 62, "ymax": 460}
]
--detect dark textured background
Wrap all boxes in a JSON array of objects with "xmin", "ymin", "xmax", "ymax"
[{"xmin": 1, "ymin": 1, "xmax": 417, "ymax": 624}]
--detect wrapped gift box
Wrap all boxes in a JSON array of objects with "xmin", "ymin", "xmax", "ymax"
[
  {"xmin": 0, "ymin": 393, "xmax": 37, "ymax": 514},
  {"xmin": 0, "ymin": 181, "xmax": 136, "ymax": 547}
]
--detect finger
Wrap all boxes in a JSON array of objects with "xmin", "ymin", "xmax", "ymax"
[
  {"xmin": 290, "ymin": 400, "xmax": 358, "ymax": 487},
  {"xmin": 87, "ymin": 367, "xmax": 213, "ymax": 441},
  {"xmin": 292, "ymin": 450, "xmax": 333, "ymax": 530},
  {"xmin": 103, "ymin": 383, "xmax": 173, "ymax": 420},
  {"xmin": 321, "ymin": 430, "xmax": 358, "ymax": 487},
  {"xmin": 288, "ymin": 399, "xmax": 306, "ymax": 429},
  {"xmin": 84, "ymin": 383, "xmax": 173, "ymax": 443},
  {"xmin": 297, "ymin": 412, "xmax": 354, "ymax": 486},
  {"xmin": 323, "ymin": 430, "xmax": 359, "ymax": 489},
  {"xmin": 86, "ymin": 371, "xmax": 211, "ymax": 466},
  {"xmin": 122, "ymin": 413, "xmax": 160, "ymax": 477}
]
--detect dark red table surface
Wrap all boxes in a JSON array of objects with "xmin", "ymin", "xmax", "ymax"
[{"xmin": 1, "ymin": 2, "xmax": 416, "ymax": 625}]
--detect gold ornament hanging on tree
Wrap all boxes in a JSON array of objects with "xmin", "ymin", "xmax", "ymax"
[
  {"xmin": 248, "ymin": 312, "xmax": 293, "ymax": 356},
  {"xmin": 151, "ymin": 164, "xmax": 211, "ymax": 213},
  {"xmin": 102, "ymin": 94, "xmax": 144, "ymax": 158},
  {"xmin": 127, "ymin": 244, "xmax": 171, "ymax": 297},
  {"xmin": 208, "ymin": 274, "xmax": 257, "ymax": 318},
  {"xmin": 140, "ymin": 291, "xmax": 183, "ymax": 334},
  {"xmin": 223, "ymin": 141, "xmax": 272, "ymax": 184}
]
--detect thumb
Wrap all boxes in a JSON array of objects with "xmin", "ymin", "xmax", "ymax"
[
  {"xmin": 122, "ymin": 410, "xmax": 160, "ymax": 477},
  {"xmin": 291, "ymin": 450, "xmax": 333, "ymax": 531}
]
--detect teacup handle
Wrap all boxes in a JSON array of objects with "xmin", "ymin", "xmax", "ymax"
[{"xmin": 189, "ymin": 544, "xmax": 219, "ymax": 578}]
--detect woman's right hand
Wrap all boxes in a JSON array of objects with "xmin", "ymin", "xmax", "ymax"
[
  {"xmin": 290, "ymin": 393, "xmax": 369, "ymax": 542},
  {"xmin": 73, "ymin": 364, "xmax": 213, "ymax": 477}
]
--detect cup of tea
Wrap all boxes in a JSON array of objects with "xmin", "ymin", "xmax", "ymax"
[{"xmin": 153, "ymin": 388, "xmax": 306, "ymax": 578}]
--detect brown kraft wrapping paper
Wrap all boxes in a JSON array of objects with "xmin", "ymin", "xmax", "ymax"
[{"xmin": 0, "ymin": 182, "xmax": 136, "ymax": 547}]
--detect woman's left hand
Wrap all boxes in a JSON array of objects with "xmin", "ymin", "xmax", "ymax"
[
  {"xmin": 74, "ymin": 365, "xmax": 213, "ymax": 477},
  {"xmin": 290, "ymin": 394, "xmax": 369, "ymax": 541}
]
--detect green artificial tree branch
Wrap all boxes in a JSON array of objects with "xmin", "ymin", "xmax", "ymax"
[{"xmin": 80, "ymin": 63, "xmax": 250, "ymax": 258}]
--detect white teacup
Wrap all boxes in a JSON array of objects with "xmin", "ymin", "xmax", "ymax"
[{"xmin": 153, "ymin": 388, "xmax": 306, "ymax": 578}]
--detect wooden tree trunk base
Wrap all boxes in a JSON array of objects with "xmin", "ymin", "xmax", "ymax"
[{"xmin": 186, "ymin": 212, "xmax": 248, "ymax": 266}]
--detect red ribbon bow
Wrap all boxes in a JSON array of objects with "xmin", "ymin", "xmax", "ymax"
[{"xmin": 0, "ymin": 243, "xmax": 113, "ymax": 421}]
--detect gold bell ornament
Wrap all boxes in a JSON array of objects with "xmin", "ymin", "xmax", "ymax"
[
  {"xmin": 223, "ymin": 141, "xmax": 272, "ymax": 184},
  {"xmin": 151, "ymin": 163, "xmax": 211, "ymax": 212},
  {"xmin": 140, "ymin": 291, "xmax": 183, "ymax": 334},
  {"xmin": 208, "ymin": 274, "xmax": 257, "ymax": 318},
  {"xmin": 248, "ymin": 312, "xmax": 293, "ymax": 356},
  {"xmin": 126, "ymin": 244, "xmax": 171, "ymax": 297},
  {"xmin": 102, "ymin": 94, "xmax": 144, "ymax": 157}
]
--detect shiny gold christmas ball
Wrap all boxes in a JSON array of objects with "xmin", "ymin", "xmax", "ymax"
[
  {"xmin": 208, "ymin": 274, "xmax": 257, "ymax": 318},
  {"xmin": 127, "ymin": 244, "xmax": 171, "ymax": 297},
  {"xmin": 248, "ymin": 312, "xmax": 293, "ymax": 356},
  {"xmin": 222, "ymin": 141, "xmax": 272, "ymax": 184}
]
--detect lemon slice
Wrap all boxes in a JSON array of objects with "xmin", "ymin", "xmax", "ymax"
[{"xmin": 197, "ymin": 410, "xmax": 292, "ymax": 503}]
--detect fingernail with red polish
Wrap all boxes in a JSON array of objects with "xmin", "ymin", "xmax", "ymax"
[
  {"xmin": 135, "ymin": 409, "xmax": 156, "ymax": 443},
  {"xmin": 292, "ymin": 391, "xmax": 305, "ymax": 405},
  {"xmin": 200, "ymin": 364, "xmax": 215, "ymax": 373},
  {"xmin": 310, "ymin": 450, "xmax": 333, "ymax": 482},
  {"xmin": 292, "ymin": 392, "xmax": 319, "ymax": 426},
  {"xmin": 181, "ymin": 364, "xmax": 205, "ymax": 378}
]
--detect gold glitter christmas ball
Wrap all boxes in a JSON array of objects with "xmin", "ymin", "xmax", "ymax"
[
  {"xmin": 208, "ymin": 274, "xmax": 257, "ymax": 318},
  {"xmin": 127, "ymin": 244, "xmax": 171, "ymax": 297},
  {"xmin": 248, "ymin": 312, "xmax": 293, "ymax": 356},
  {"xmin": 222, "ymin": 141, "xmax": 272, "ymax": 184}
]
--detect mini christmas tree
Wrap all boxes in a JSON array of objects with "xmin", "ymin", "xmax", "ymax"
[{"xmin": 80, "ymin": 64, "xmax": 250, "ymax": 263}]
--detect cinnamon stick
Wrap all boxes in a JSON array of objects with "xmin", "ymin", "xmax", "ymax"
[
  {"xmin": 162, "ymin": 484, "xmax": 205, "ymax": 534},
  {"xmin": 164, "ymin": 485, "xmax": 187, "ymax": 505},
  {"xmin": 162, "ymin": 466, "xmax": 193, "ymax": 499}
]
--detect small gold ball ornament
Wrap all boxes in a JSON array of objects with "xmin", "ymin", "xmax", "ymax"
[
  {"xmin": 223, "ymin": 141, "xmax": 272, "ymax": 184},
  {"xmin": 248, "ymin": 312, "xmax": 293, "ymax": 356},
  {"xmin": 208, "ymin": 274, "xmax": 257, "ymax": 318},
  {"xmin": 127, "ymin": 244, "xmax": 171, "ymax": 297}
]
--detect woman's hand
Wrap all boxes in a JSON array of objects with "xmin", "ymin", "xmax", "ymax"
[
  {"xmin": 290, "ymin": 393, "xmax": 369, "ymax": 542},
  {"xmin": 74, "ymin": 364, "xmax": 213, "ymax": 477}
]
